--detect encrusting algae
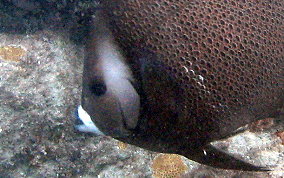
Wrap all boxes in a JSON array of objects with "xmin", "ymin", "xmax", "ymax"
[
  {"xmin": 0, "ymin": 46, "xmax": 26, "ymax": 62},
  {"xmin": 117, "ymin": 141, "xmax": 128, "ymax": 150},
  {"xmin": 152, "ymin": 154, "xmax": 188, "ymax": 178},
  {"xmin": 276, "ymin": 131, "xmax": 284, "ymax": 145}
]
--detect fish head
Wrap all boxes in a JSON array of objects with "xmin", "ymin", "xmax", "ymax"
[{"xmin": 75, "ymin": 17, "xmax": 140, "ymax": 137}]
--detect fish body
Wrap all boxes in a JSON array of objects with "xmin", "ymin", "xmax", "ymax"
[{"xmin": 76, "ymin": 0, "xmax": 284, "ymax": 171}]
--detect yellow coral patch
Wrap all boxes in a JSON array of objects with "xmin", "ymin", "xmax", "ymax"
[
  {"xmin": 117, "ymin": 141, "xmax": 128, "ymax": 150},
  {"xmin": 0, "ymin": 46, "xmax": 26, "ymax": 62},
  {"xmin": 152, "ymin": 154, "xmax": 188, "ymax": 178}
]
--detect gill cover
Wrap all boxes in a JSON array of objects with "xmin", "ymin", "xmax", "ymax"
[{"xmin": 77, "ymin": 12, "xmax": 140, "ymax": 136}]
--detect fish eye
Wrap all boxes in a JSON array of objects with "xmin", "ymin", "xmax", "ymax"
[{"xmin": 89, "ymin": 81, "xmax": 107, "ymax": 96}]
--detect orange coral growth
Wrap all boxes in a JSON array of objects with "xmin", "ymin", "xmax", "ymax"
[
  {"xmin": 117, "ymin": 141, "xmax": 128, "ymax": 150},
  {"xmin": 152, "ymin": 154, "xmax": 188, "ymax": 178},
  {"xmin": 0, "ymin": 46, "xmax": 26, "ymax": 62},
  {"xmin": 276, "ymin": 131, "xmax": 284, "ymax": 145}
]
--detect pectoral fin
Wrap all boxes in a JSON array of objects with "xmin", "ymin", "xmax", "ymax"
[{"xmin": 183, "ymin": 144, "xmax": 271, "ymax": 171}]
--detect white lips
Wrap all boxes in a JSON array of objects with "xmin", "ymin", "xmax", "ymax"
[{"xmin": 75, "ymin": 105, "xmax": 105, "ymax": 135}]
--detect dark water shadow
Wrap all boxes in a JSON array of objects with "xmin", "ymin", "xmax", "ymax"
[{"xmin": 0, "ymin": 0, "xmax": 99, "ymax": 44}]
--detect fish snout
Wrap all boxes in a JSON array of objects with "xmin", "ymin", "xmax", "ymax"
[{"xmin": 74, "ymin": 105, "xmax": 105, "ymax": 135}]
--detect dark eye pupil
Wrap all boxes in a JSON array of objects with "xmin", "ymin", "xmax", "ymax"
[{"xmin": 89, "ymin": 82, "xmax": 107, "ymax": 96}]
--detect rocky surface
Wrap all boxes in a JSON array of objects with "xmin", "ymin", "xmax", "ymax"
[{"xmin": 0, "ymin": 1, "xmax": 283, "ymax": 177}]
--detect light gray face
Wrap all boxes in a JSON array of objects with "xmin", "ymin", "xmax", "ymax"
[{"xmin": 74, "ymin": 26, "xmax": 140, "ymax": 137}]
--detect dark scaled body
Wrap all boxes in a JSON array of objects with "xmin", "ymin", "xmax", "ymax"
[{"xmin": 79, "ymin": 0, "xmax": 284, "ymax": 171}]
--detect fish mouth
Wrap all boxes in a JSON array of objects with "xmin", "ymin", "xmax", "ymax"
[
  {"xmin": 74, "ymin": 108, "xmax": 84, "ymax": 126},
  {"xmin": 74, "ymin": 105, "xmax": 105, "ymax": 135}
]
